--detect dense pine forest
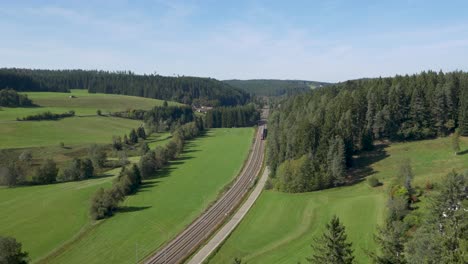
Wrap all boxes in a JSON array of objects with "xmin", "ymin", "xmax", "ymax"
[
  {"xmin": 224, "ymin": 79, "xmax": 329, "ymax": 96},
  {"xmin": 0, "ymin": 68, "xmax": 249, "ymax": 106},
  {"xmin": 267, "ymin": 71, "xmax": 468, "ymax": 193},
  {"xmin": 204, "ymin": 104, "xmax": 260, "ymax": 128}
]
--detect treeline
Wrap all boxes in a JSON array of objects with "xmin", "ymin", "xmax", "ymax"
[
  {"xmin": 144, "ymin": 105, "xmax": 194, "ymax": 132},
  {"xmin": 17, "ymin": 110, "xmax": 75, "ymax": 121},
  {"xmin": 0, "ymin": 68, "xmax": 250, "ymax": 106},
  {"xmin": 0, "ymin": 145, "xmax": 108, "ymax": 187},
  {"xmin": 90, "ymin": 120, "xmax": 204, "ymax": 220},
  {"xmin": 267, "ymin": 71, "xmax": 468, "ymax": 193},
  {"xmin": 205, "ymin": 104, "xmax": 260, "ymax": 128},
  {"xmin": 224, "ymin": 79, "xmax": 329, "ymax": 97},
  {"xmin": 0, "ymin": 89, "xmax": 33, "ymax": 107},
  {"xmin": 110, "ymin": 105, "xmax": 195, "ymax": 133}
]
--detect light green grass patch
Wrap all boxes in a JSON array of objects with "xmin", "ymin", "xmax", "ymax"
[
  {"xmin": 0, "ymin": 167, "xmax": 119, "ymax": 261},
  {"xmin": 0, "ymin": 116, "xmax": 142, "ymax": 148}
]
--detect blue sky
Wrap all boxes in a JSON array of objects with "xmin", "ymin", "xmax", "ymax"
[{"xmin": 1, "ymin": 0, "xmax": 468, "ymax": 82}]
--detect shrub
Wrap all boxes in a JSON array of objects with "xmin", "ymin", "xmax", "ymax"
[
  {"xmin": 33, "ymin": 159, "xmax": 58, "ymax": 184},
  {"xmin": 367, "ymin": 176, "xmax": 381, "ymax": 187},
  {"xmin": 61, "ymin": 158, "xmax": 94, "ymax": 181},
  {"xmin": 0, "ymin": 236, "xmax": 29, "ymax": 264},
  {"xmin": 88, "ymin": 144, "xmax": 107, "ymax": 168}
]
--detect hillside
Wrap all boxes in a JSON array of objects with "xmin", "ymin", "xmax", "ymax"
[
  {"xmin": 224, "ymin": 79, "xmax": 330, "ymax": 96},
  {"xmin": 0, "ymin": 68, "xmax": 249, "ymax": 106},
  {"xmin": 209, "ymin": 136, "xmax": 468, "ymax": 263}
]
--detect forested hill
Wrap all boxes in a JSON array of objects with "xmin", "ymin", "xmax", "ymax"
[
  {"xmin": 267, "ymin": 70, "xmax": 468, "ymax": 193},
  {"xmin": 0, "ymin": 68, "xmax": 249, "ymax": 106},
  {"xmin": 224, "ymin": 79, "xmax": 330, "ymax": 96}
]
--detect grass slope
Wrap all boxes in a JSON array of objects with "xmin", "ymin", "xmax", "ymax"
[
  {"xmin": 38, "ymin": 128, "xmax": 253, "ymax": 264},
  {"xmin": 0, "ymin": 89, "xmax": 178, "ymax": 148},
  {"xmin": 0, "ymin": 116, "xmax": 142, "ymax": 148},
  {"xmin": 0, "ymin": 168, "xmax": 117, "ymax": 261},
  {"xmin": 0, "ymin": 134, "xmax": 173, "ymax": 261},
  {"xmin": 1, "ymin": 89, "xmax": 178, "ymax": 121},
  {"xmin": 209, "ymin": 136, "xmax": 468, "ymax": 264}
]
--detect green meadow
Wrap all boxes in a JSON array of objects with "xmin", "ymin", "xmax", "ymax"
[
  {"xmin": 208, "ymin": 136, "xmax": 468, "ymax": 264},
  {"xmin": 0, "ymin": 89, "xmax": 178, "ymax": 148},
  {"xmin": 0, "ymin": 128, "xmax": 253, "ymax": 263}
]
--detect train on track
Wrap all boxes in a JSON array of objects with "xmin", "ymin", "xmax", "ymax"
[{"xmin": 261, "ymin": 127, "xmax": 267, "ymax": 140}]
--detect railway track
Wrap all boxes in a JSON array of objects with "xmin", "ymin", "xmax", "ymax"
[{"xmin": 144, "ymin": 121, "xmax": 266, "ymax": 264}]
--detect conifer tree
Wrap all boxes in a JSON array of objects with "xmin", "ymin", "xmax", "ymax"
[
  {"xmin": 308, "ymin": 215, "xmax": 354, "ymax": 264},
  {"xmin": 129, "ymin": 129, "xmax": 138, "ymax": 144}
]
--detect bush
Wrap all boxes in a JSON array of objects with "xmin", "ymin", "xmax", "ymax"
[
  {"xmin": 61, "ymin": 158, "xmax": 94, "ymax": 181},
  {"xmin": 18, "ymin": 110, "xmax": 75, "ymax": 121},
  {"xmin": 88, "ymin": 144, "xmax": 107, "ymax": 168},
  {"xmin": 33, "ymin": 159, "xmax": 58, "ymax": 184},
  {"xmin": 0, "ymin": 89, "xmax": 33, "ymax": 107},
  {"xmin": 90, "ymin": 188, "xmax": 119, "ymax": 220},
  {"xmin": 367, "ymin": 176, "xmax": 381, "ymax": 187},
  {"xmin": 0, "ymin": 236, "xmax": 29, "ymax": 264}
]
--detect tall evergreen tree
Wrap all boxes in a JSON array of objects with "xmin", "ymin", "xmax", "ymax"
[
  {"xmin": 326, "ymin": 137, "xmax": 346, "ymax": 186},
  {"xmin": 308, "ymin": 215, "xmax": 354, "ymax": 264},
  {"xmin": 129, "ymin": 129, "xmax": 138, "ymax": 144}
]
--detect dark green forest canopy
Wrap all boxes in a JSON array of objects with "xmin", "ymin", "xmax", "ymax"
[
  {"xmin": 267, "ymin": 70, "xmax": 468, "ymax": 193},
  {"xmin": 205, "ymin": 104, "xmax": 260, "ymax": 128},
  {"xmin": 224, "ymin": 79, "xmax": 330, "ymax": 96},
  {"xmin": 0, "ymin": 68, "xmax": 249, "ymax": 106}
]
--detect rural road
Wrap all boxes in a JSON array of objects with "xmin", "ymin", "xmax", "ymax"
[{"xmin": 144, "ymin": 113, "xmax": 267, "ymax": 264}]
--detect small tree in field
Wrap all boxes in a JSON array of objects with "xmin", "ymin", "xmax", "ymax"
[
  {"xmin": 307, "ymin": 215, "xmax": 354, "ymax": 264},
  {"xmin": 33, "ymin": 159, "xmax": 58, "ymax": 184},
  {"xmin": 452, "ymin": 128, "xmax": 460, "ymax": 155},
  {"xmin": 0, "ymin": 236, "xmax": 29, "ymax": 264}
]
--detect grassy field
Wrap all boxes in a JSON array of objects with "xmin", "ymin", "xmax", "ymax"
[
  {"xmin": 0, "ymin": 116, "xmax": 143, "ymax": 149},
  {"xmin": 0, "ymin": 89, "xmax": 178, "ymax": 121},
  {"xmin": 5, "ymin": 127, "xmax": 252, "ymax": 264},
  {"xmin": 208, "ymin": 136, "xmax": 468, "ymax": 264},
  {"xmin": 42, "ymin": 128, "xmax": 252, "ymax": 264},
  {"xmin": 0, "ymin": 89, "xmax": 178, "ymax": 148},
  {"xmin": 0, "ymin": 132, "xmax": 173, "ymax": 261}
]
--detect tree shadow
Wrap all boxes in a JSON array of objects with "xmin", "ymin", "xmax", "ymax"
[
  {"xmin": 347, "ymin": 144, "xmax": 390, "ymax": 185},
  {"xmin": 116, "ymin": 206, "xmax": 152, "ymax": 213},
  {"xmin": 457, "ymin": 149, "xmax": 468, "ymax": 155}
]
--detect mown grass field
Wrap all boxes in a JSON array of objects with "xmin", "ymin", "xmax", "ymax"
[
  {"xmin": 0, "ymin": 89, "xmax": 178, "ymax": 148},
  {"xmin": 18, "ymin": 128, "xmax": 252, "ymax": 264},
  {"xmin": 0, "ymin": 132, "xmax": 173, "ymax": 261},
  {"xmin": 0, "ymin": 89, "xmax": 177, "ymax": 121},
  {"xmin": 208, "ymin": 136, "xmax": 468, "ymax": 264}
]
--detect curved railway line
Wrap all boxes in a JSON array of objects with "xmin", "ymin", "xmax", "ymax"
[{"xmin": 144, "ymin": 116, "xmax": 267, "ymax": 264}]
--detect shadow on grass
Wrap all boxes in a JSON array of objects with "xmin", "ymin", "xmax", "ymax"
[
  {"xmin": 146, "ymin": 135, "xmax": 173, "ymax": 144},
  {"xmin": 457, "ymin": 149, "xmax": 468, "ymax": 155},
  {"xmin": 347, "ymin": 144, "xmax": 390, "ymax": 185},
  {"xmin": 117, "ymin": 206, "xmax": 152, "ymax": 213}
]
